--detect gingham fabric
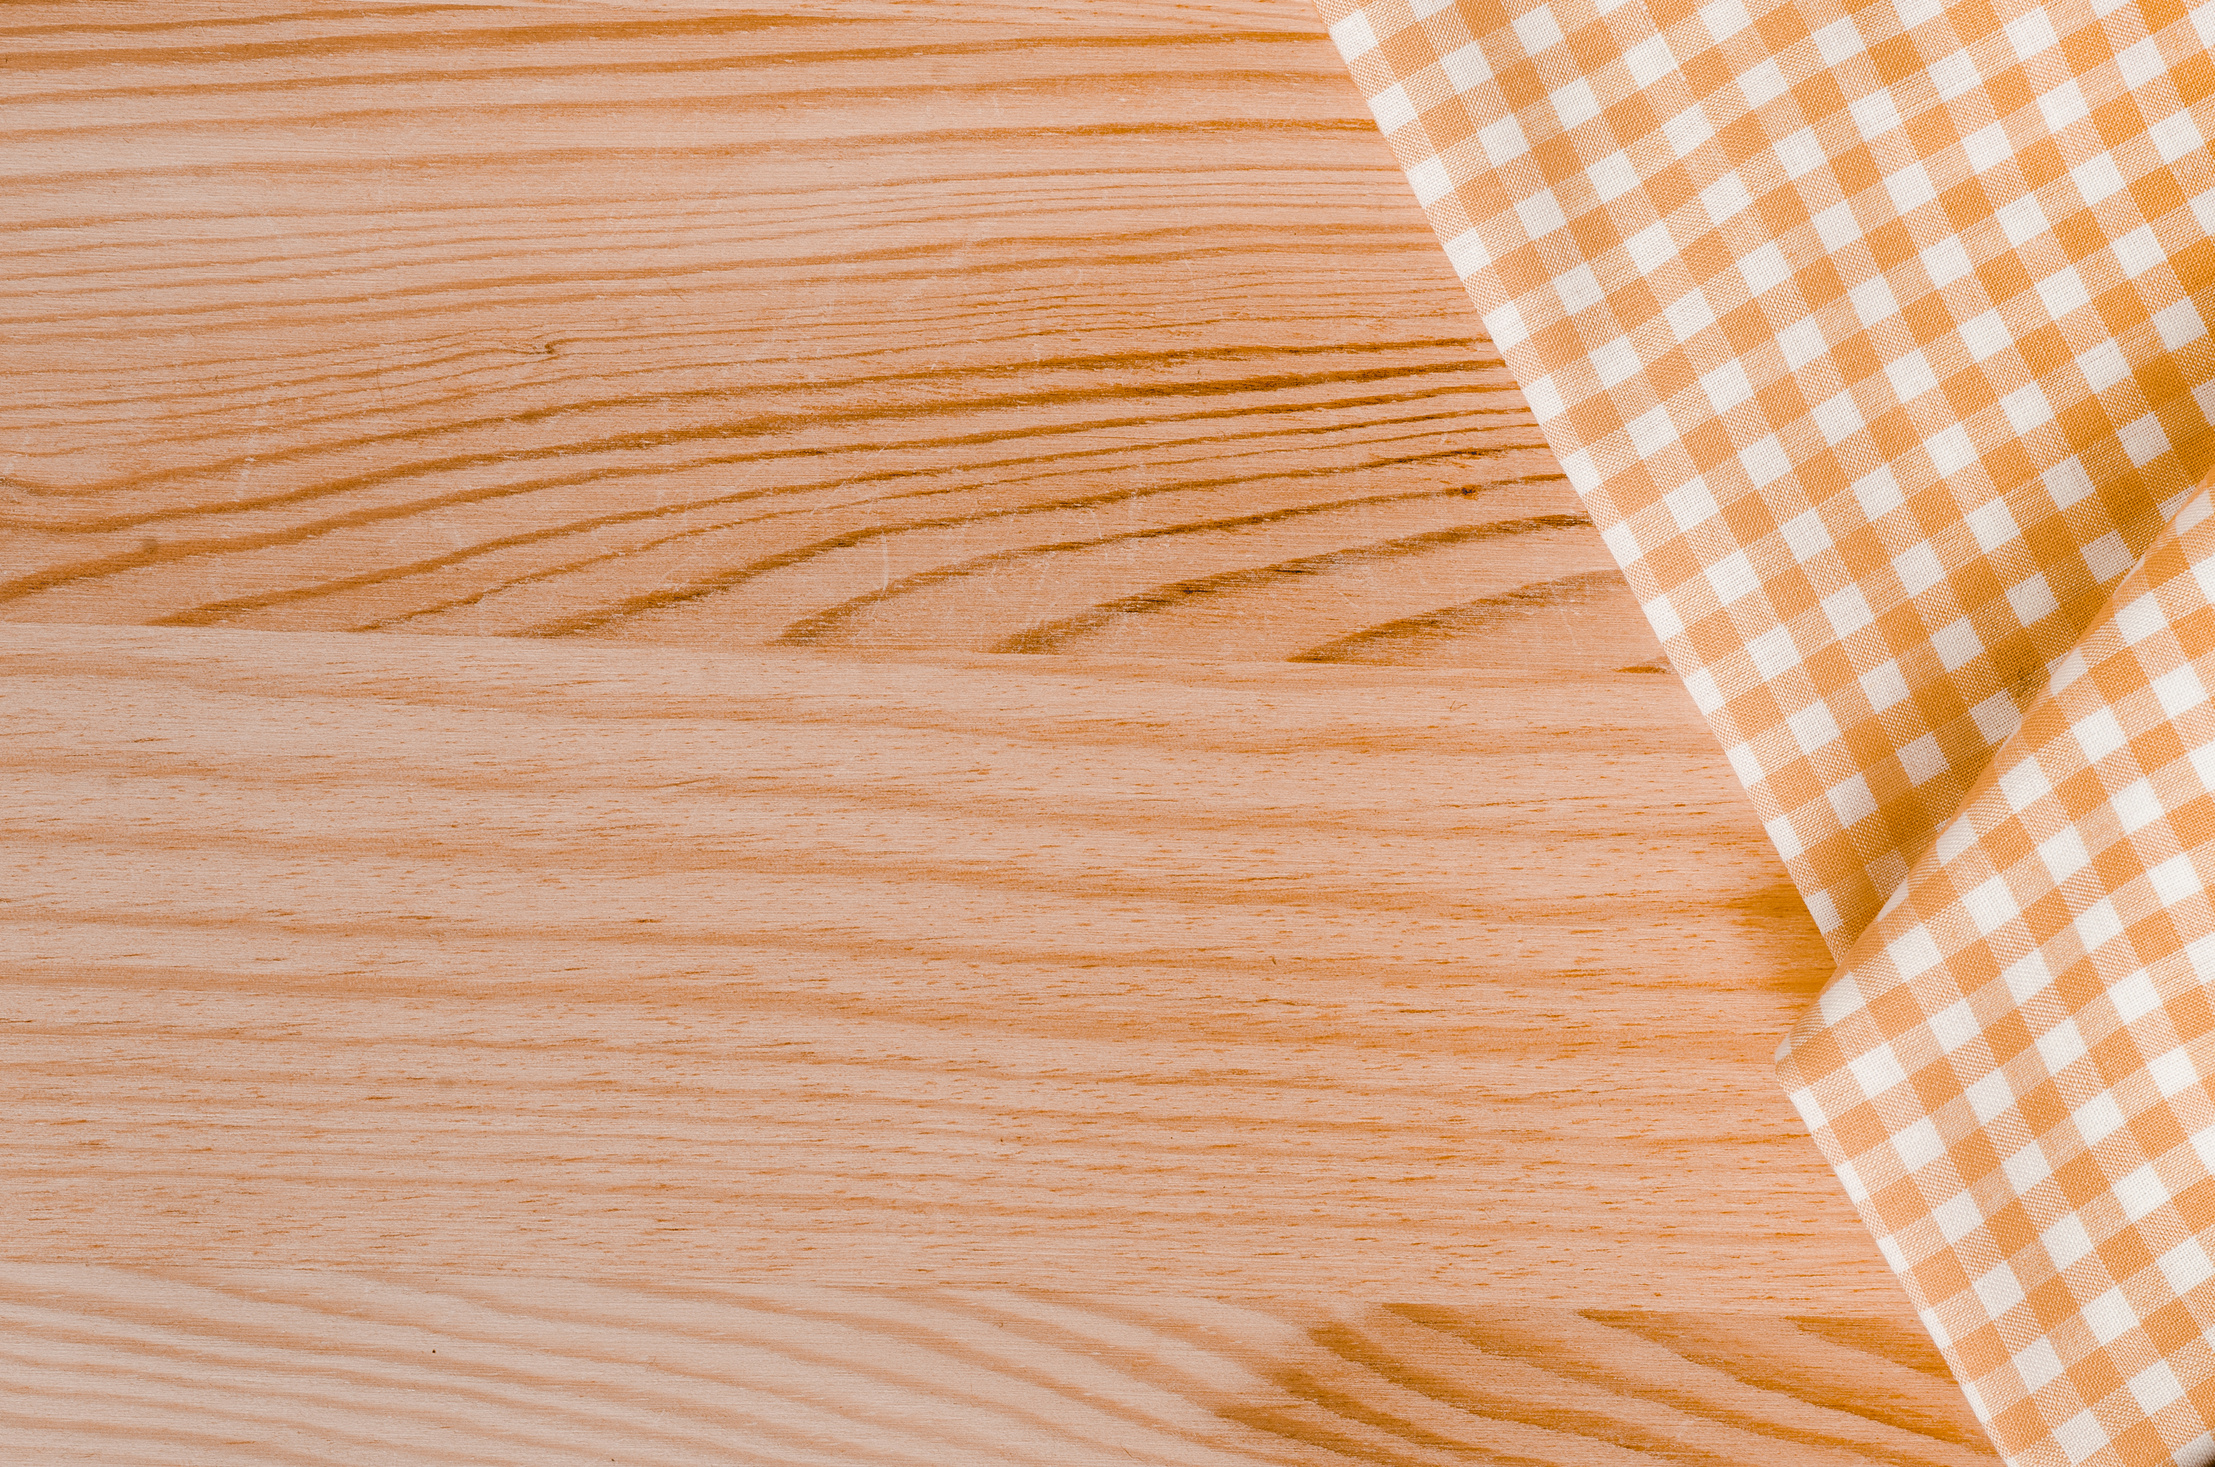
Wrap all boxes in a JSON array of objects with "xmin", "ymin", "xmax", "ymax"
[
  {"xmin": 1313, "ymin": 0, "xmax": 2215, "ymax": 1460},
  {"xmin": 1784, "ymin": 482, "xmax": 2215, "ymax": 1465},
  {"xmin": 1322, "ymin": 0, "xmax": 2215, "ymax": 952}
]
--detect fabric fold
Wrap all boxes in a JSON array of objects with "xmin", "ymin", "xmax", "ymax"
[
  {"xmin": 1782, "ymin": 475, "xmax": 2215, "ymax": 1464},
  {"xmin": 1310, "ymin": 0, "xmax": 2215, "ymax": 1459}
]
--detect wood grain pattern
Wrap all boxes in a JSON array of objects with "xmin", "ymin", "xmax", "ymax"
[
  {"xmin": 480, "ymin": 0, "xmax": 1332, "ymax": 26},
  {"xmin": 0, "ymin": 626, "xmax": 1982, "ymax": 1462},
  {"xmin": 0, "ymin": 0, "xmax": 1597, "ymax": 666},
  {"xmin": 0, "ymin": 1268, "xmax": 1995, "ymax": 1466},
  {"xmin": 4, "ymin": 624, "xmax": 1838, "ymax": 1292},
  {"xmin": 0, "ymin": 3, "xmax": 1982, "ymax": 1460}
]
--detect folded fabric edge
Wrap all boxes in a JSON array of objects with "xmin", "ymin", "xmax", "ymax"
[{"xmin": 1779, "ymin": 471, "xmax": 2215, "ymax": 1467}]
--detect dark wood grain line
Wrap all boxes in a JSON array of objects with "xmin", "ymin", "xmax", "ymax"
[
  {"xmin": 126, "ymin": 403, "xmax": 1508, "ymax": 627},
  {"xmin": 6, "ymin": 343, "xmax": 1493, "ymax": 515},
  {"xmin": 1386, "ymin": 1309, "xmax": 1982, "ymax": 1467},
  {"xmin": 1582, "ymin": 1313, "xmax": 1994, "ymax": 1456},
  {"xmin": 990, "ymin": 513, "xmax": 1592, "ymax": 655},
  {"xmin": 1289, "ymin": 571, "xmax": 1638, "ymax": 665},
  {"xmin": 503, "ymin": 457, "xmax": 1533, "ymax": 639}
]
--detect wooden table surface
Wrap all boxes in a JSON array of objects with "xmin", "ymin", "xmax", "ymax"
[{"xmin": 0, "ymin": 2, "xmax": 1996, "ymax": 1462}]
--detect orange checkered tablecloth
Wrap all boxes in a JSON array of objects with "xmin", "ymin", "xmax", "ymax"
[{"xmin": 1313, "ymin": 0, "xmax": 2215, "ymax": 1460}]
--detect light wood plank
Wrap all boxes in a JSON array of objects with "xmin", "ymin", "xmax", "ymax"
[
  {"xmin": 4, "ymin": 623, "xmax": 1857, "ymax": 1298},
  {"xmin": 0, "ymin": 0, "xmax": 1587, "ymax": 662},
  {"xmin": 0, "ymin": 625, "xmax": 1979, "ymax": 1462},
  {"xmin": 0, "ymin": 1268, "xmax": 1995, "ymax": 1466},
  {"xmin": 427, "ymin": 0, "xmax": 1333, "ymax": 27}
]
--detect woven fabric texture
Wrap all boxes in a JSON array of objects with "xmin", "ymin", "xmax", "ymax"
[
  {"xmin": 1312, "ymin": 0, "xmax": 2215, "ymax": 1461},
  {"xmin": 1320, "ymin": 0, "xmax": 2215, "ymax": 952},
  {"xmin": 1784, "ymin": 483, "xmax": 2215, "ymax": 1465}
]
